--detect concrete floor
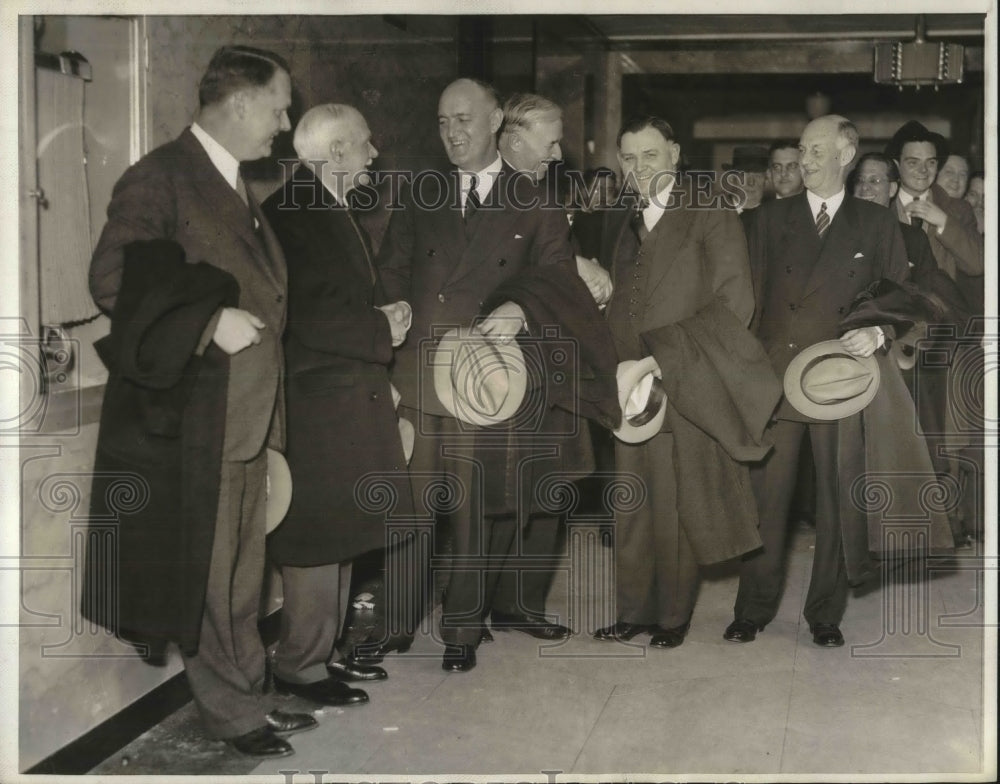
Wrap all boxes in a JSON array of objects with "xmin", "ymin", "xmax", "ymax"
[{"xmin": 91, "ymin": 528, "xmax": 993, "ymax": 779}]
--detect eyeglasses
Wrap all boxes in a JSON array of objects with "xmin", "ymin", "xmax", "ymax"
[{"xmin": 855, "ymin": 177, "xmax": 889, "ymax": 186}]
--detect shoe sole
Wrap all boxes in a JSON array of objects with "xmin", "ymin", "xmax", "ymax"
[
  {"xmin": 269, "ymin": 721, "xmax": 319, "ymax": 737},
  {"xmin": 494, "ymin": 626, "xmax": 571, "ymax": 641},
  {"xmin": 274, "ymin": 686, "xmax": 371, "ymax": 707}
]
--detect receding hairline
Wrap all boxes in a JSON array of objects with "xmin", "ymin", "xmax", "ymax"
[{"xmin": 440, "ymin": 78, "xmax": 501, "ymax": 111}]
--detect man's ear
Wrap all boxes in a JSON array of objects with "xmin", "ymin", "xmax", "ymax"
[
  {"xmin": 839, "ymin": 144, "xmax": 857, "ymax": 167},
  {"xmin": 489, "ymin": 108, "xmax": 503, "ymax": 135},
  {"xmin": 329, "ymin": 140, "xmax": 343, "ymax": 163},
  {"xmin": 229, "ymin": 90, "xmax": 248, "ymax": 120},
  {"xmin": 889, "ymin": 181, "xmax": 899, "ymax": 200}
]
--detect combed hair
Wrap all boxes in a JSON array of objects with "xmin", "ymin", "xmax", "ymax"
[
  {"xmin": 848, "ymin": 152, "xmax": 900, "ymax": 193},
  {"xmin": 449, "ymin": 77, "xmax": 501, "ymax": 111},
  {"xmin": 616, "ymin": 116, "xmax": 675, "ymax": 147},
  {"xmin": 499, "ymin": 93, "xmax": 562, "ymax": 141},
  {"xmin": 768, "ymin": 139, "xmax": 799, "ymax": 156},
  {"xmin": 198, "ymin": 45, "xmax": 290, "ymax": 108}
]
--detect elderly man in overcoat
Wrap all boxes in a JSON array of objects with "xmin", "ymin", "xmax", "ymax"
[{"xmin": 262, "ymin": 104, "xmax": 415, "ymax": 706}]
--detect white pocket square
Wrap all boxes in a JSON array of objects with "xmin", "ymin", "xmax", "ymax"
[
  {"xmin": 853, "ymin": 252, "xmax": 864, "ymax": 258},
  {"xmin": 514, "ymin": 233, "xmax": 524, "ymax": 239}
]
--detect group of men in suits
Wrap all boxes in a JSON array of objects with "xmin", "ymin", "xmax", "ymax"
[{"xmin": 85, "ymin": 41, "xmax": 984, "ymax": 760}]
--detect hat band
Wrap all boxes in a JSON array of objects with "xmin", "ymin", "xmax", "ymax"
[{"xmin": 626, "ymin": 376, "xmax": 666, "ymax": 427}]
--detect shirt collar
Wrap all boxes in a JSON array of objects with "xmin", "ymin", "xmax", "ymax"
[
  {"xmin": 806, "ymin": 188, "xmax": 846, "ymax": 222},
  {"xmin": 460, "ymin": 153, "xmax": 503, "ymax": 205},
  {"xmin": 897, "ymin": 188, "xmax": 930, "ymax": 208},
  {"xmin": 641, "ymin": 178, "xmax": 675, "ymax": 232},
  {"xmin": 190, "ymin": 122, "xmax": 241, "ymax": 190}
]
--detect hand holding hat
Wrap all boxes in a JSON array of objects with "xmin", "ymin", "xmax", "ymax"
[
  {"xmin": 613, "ymin": 356, "xmax": 667, "ymax": 444},
  {"xmin": 265, "ymin": 448, "xmax": 293, "ymax": 534},
  {"xmin": 784, "ymin": 340, "xmax": 881, "ymax": 420}
]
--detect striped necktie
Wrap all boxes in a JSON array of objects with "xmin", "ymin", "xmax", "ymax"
[{"xmin": 815, "ymin": 201, "xmax": 830, "ymax": 238}]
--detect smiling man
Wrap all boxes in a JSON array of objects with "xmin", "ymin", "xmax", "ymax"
[
  {"xmin": 498, "ymin": 92, "xmax": 563, "ymax": 183},
  {"xmin": 724, "ymin": 115, "xmax": 910, "ymax": 650},
  {"xmin": 375, "ymin": 78, "xmax": 584, "ymax": 673},
  {"xmin": 885, "ymin": 121, "xmax": 983, "ymax": 316},
  {"xmin": 767, "ymin": 139, "xmax": 804, "ymax": 199},
  {"xmin": 587, "ymin": 116, "xmax": 771, "ymax": 652}
]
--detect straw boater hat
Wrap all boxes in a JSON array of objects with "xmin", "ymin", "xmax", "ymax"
[
  {"xmin": 265, "ymin": 448, "xmax": 293, "ymax": 534},
  {"xmin": 613, "ymin": 356, "xmax": 667, "ymax": 444},
  {"xmin": 783, "ymin": 340, "xmax": 881, "ymax": 421},
  {"xmin": 432, "ymin": 327, "xmax": 528, "ymax": 426}
]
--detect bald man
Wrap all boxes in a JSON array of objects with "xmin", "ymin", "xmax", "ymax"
[
  {"xmin": 726, "ymin": 115, "xmax": 909, "ymax": 648},
  {"xmin": 376, "ymin": 78, "xmax": 580, "ymax": 672},
  {"xmin": 262, "ymin": 104, "xmax": 414, "ymax": 705}
]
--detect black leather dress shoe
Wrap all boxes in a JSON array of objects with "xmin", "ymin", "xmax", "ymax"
[
  {"xmin": 349, "ymin": 635, "xmax": 413, "ymax": 665},
  {"xmin": 649, "ymin": 622, "xmax": 690, "ymax": 649},
  {"xmin": 265, "ymin": 709, "xmax": 317, "ymax": 736},
  {"xmin": 723, "ymin": 618, "xmax": 763, "ymax": 643},
  {"xmin": 226, "ymin": 726, "xmax": 293, "ymax": 758},
  {"xmin": 441, "ymin": 643, "xmax": 476, "ymax": 672},
  {"xmin": 810, "ymin": 623, "xmax": 845, "ymax": 647},
  {"xmin": 491, "ymin": 610, "xmax": 572, "ymax": 640},
  {"xmin": 327, "ymin": 658, "xmax": 388, "ymax": 682},
  {"xmin": 273, "ymin": 675, "xmax": 370, "ymax": 706},
  {"xmin": 593, "ymin": 621, "xmax": 648, "ymax": 641}
]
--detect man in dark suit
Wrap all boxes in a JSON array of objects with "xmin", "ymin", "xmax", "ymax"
[
  {"xmin": 724, "ymin": 115, "xmax": 910, "ymax": 648},
  {"xmin": 262, "ymin": 104, "xmax": 414, "ymax": 707},
  {"xmin": 376, "ymin": 78, "xmax": 578, "ymax": 672},
  {"xmin": 767, "ymin": 139, "xmax": 805, "ymax": 201},
  {"xmin": 589, "ymin": 117, "xmax": 774, "ymax": 649},
  {"xmin": 87, "ymin": 46, "xmax": 315, "ymax": 758}
]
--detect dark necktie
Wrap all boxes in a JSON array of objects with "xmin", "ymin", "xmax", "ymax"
[
  {"xmin": 630, "ymin": 204, "xmax": 649, "ymax": 243},
  {"xmin": 815, "ymin": 202, "xmax": 830, "ymax": 238},
  {"xmin": 911, "ymin": 216, "xmax": 924, "ymax": 230},
  {"xmin": 464, "ymin": 187, "xmax": 481, "ymax": 222}
]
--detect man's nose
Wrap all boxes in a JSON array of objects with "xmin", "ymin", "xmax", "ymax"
[
  {"xmin": 280, "ymin": 112, "xmax": 291, "ymax": 132},
  {"xmin": 552, "ymin": 143, "xmax": 563, "ymax": 161}
]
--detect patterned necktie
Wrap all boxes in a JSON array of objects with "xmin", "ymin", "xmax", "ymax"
[{"xmin": 815, "ymin": 201, "xmax": 830, "ymax": 238}]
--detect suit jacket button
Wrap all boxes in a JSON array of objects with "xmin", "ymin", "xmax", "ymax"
[
  {"xmin": 276, "ymin": 294, "xmax": 284, "ymax": 303},
  {"xmin": 498, "ymin": 258, "xmax": 507, "ymax": 266},
  {"xmin": 788, "ymin": 342, "xmax": 797, "ymax": 349},
  {"xmin": 838, "ymin": 306, "xmax": 845, "ymax": 314},
  {"xmin": 438, "ymin": 293, "xmax": 446, "ymax": 303},
  {"xmin": 785, "ymin": 265, "xmax": 792, "ymax": 273},
  {"xmin": 427, "ymin": 249, "xmax": 436, "ymax": 257},
  {"xmin": 848, "ymin": 270, "xmax": 856, "ymax": 277},
  {"xmin": 370, "ymin": 392, "xmax": 378, "ymax": 401},
  {"xmin": 789, "ymin": 303, "xmax": 796, "ymax": 311}
]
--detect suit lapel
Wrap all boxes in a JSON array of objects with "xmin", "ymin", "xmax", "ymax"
[
  {"xmin": 643, "ymin": 185, "xmax": 697, "ymax": 296},
  {"xmin": 447, "ymin": 168, "xmax": 521, "ymax": 286},
  {"xmin": 179, "ymin": 129, "xmax": 283, "ymax": 293},
  {"xmin": 801, "ymin": 194, "xmax": 859, "ymax": 298}
]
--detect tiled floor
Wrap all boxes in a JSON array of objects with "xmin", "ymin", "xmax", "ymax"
[{"xmin": 91, "ymin": 528, "xmax": 993, "ymax": 779}]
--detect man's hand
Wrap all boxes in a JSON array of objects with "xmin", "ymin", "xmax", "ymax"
[
  {"xmin": 212, "ymin": 308, "xmax": 265, "ymax": 355},
  {"xmin": 576, "ymin": 255, "xmax": 613, "ymax": 306},
  {"xmin": 378, "ymin": 300, "xmax": 412, "ymax": 347},
  {"xmin": 905, "ymin": 199, "xmax": 948, "ymax": 232},
  {"xmin": 839, "ymin": 326, "xmax": 882, "ymax": 358},
  {"xmin": 477, "ymin": 301, "xmax": 526, "ymax": 344}
]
